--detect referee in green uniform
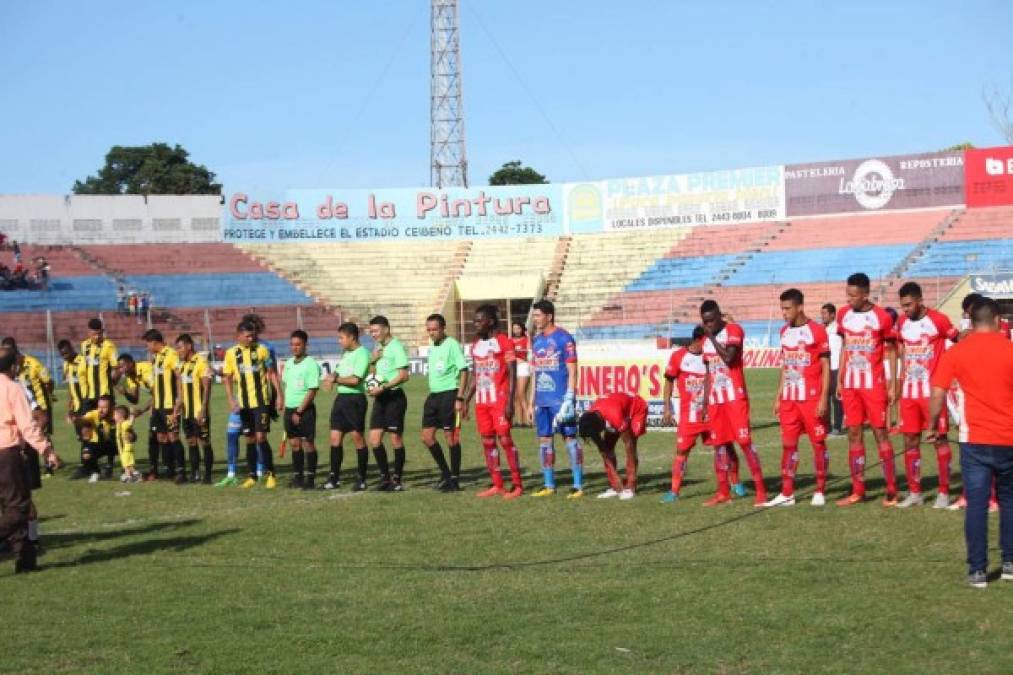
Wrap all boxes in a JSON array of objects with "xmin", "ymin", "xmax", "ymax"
[
  {"xmin": 421, "ymin": 314, "xmax": 469, "ymax": 491},
  {"xmin": 280, "ymin": 330, "xmax": 321, "ymax": 489},
  {"xmin": 366, "ymin": 316, "xmax": 410, "ymax": 491}
]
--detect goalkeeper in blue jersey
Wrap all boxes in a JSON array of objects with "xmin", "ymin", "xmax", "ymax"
[{"xmin": 527, "ymin": 299, "xmax": 583, "ymax": 498}]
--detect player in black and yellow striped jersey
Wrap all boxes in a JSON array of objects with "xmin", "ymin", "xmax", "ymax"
[
  {"xmin": 143, "ymin": 329, "xmax": 187, "ymax": 484},
  {"xmin": 222, "ymin": 320, "xmax": 282, "ymax": 488},
  {"xmin": 72, "ymin": 394, "xmax": 117, "ymax": 482},
  {"xmin": 58, "ymin": 340, "xmax": 88, "ymax": 418},
  {"xmin": 116, "ymin": 353, "xmax": 163, "ymax": 481},
  {"xmin": 174, "ymin": 333, "xmax": 215, "ymax": 484},
  {"xmin": 80, "ymin": 317, "xmax": 119, "ymax": 411},
  {"xmin": 1, "ymin": 337, "xmax": 54, "ymax": 436}
]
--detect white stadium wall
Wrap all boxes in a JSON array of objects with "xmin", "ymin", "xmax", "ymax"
[{"xmin": 0, "ymin": 194, "xmax": 223, "ymax": 244}]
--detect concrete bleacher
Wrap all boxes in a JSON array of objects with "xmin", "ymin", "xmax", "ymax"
[
  {"xmin": 121, "ymin": 272, "xmax": 312, "ymax": 308},
  {"xmin": 725, "ymin": 244, "xmax": 914, "ymax": 286},
  {"xmin": 0, "ymin": 276, "xmax": 117, "ymax": 312}
]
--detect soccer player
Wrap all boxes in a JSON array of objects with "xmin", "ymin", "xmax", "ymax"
[
  {"xmin": 699, "ymin": 300, "xmax": 767, "ymax": 506},
  {"xmin": 421, "ymin": 314, "xmax": 468, "ymax": 492},
  {"xmin": 72, "ymin": 394, "xmax": 116, "ymax": 483},
  {"xmin": 578, "ymin": 391, "xmax": 648, "ymax": 500},
  {"xmin": 143, "ymin": 329, "xmax": 187, "ymax": 484},
  {"xmin": 116, "ymin": 354, "xmax": 158, "ymax": 480},
  {"xmin": 113, "ymin": 405, "xmax": 141, "ymax": 482},
  {"xmin": 464, "ymin": 304, "xmax": 523, "ymax": 499},
  {"xmin": 222, "ymin": 320, "xmax": 281, "ymax": 489},
  {"xmin": 528, "ymin": 299, "xmax": 582, "ymax": 498},
  {"xmin": 174, "ymin": 334, "xmax": 214, "ymax": 484},
  {"xmin": 765, "ymin": 289, "xmax": 831, "ymax": 507},
  {"xmin": 243, "ymin": 313, "xmax": 281, "ymax": 424},
  {"xmin": 836, "ymin": 272, "xmax": 899, "ymax": 506},
  {"xmin": 58, "ymin": 339, "xmax": 88, "ymax": 420},
  {"xmin": 893, "ymin": 282, "xmax": 959, "ymax": 509},
  {"xmin": 321, "ymin": 322, "xmax": 370, "ymax": 490},
  {"xmin": 281, "ymin": 330, "xmax": 321, "ymax": 489},
  {"xmin": 662, "ymin": 326, "xmax": 715, "ymax": 503},
  {"xmin": 511, "ymin": 321, "xmax": 531, "ymax": 426},
  {"xmin": 80, "ymin": 317, "xmax": 119, "ymax": 412},
  {"xmin": 366, "ymin": 316, "xmax": 411, "ymax": 491},
  {"xmin": 1, "ymin": 338, "xmax": 54, "ymax": 439}
]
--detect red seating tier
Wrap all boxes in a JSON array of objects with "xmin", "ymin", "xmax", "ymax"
[
  {"xmin": 764, "ymin": 210, "xmax": 951, "ymax": 251},
  {"xmin": 938, "ymin": 206, "xmax": 1013, "ymax": 242},
  {"xmin": 666, "ymin": 222, "xmax": 778, "ymax": 258},
  {"xmin": 77, "ymin": 243, "xmax": 265, "ymax": 276}
]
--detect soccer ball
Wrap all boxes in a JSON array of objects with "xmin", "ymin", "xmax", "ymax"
[{"xmin": 365, "ymin": 375, "xmax": 382, "ymax": 391}]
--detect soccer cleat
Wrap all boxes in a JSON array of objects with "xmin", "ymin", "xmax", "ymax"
[
  {"xmin": 477, "ymin": 486, "xmax": 505, "ymax": 498},
  {"xmin": 215, "ymin": 475, "xmax": 239, "ymax": 487},
  {"xmin": 532, "ymin": 487, "xmax": 557, "ymax": 498},
  {"xmin": 703, "ymin": 493, "xmax": 731, "ymax": 507},
  {"xmin": 202, "ymin": 473, "xmax": 213, "ymax": 485},
  {"xmin": 731, "ymin": 483, "xmax": 748, "ymax": 498},
  {"xmin": 660, "ymin": 491, "xmax": 679, "ymax": 504},
  {"xmin": 810, "ymin": 492, "xmax": 826, "ymax": 507},
  {"xmin": 566, "ymin": 489, "xmax": 584, "ymax": 500},
  {"xmin": 439, "ymin": 478, "xmax": 460, "ymax": 493},
  {"xmin": 882, "ymin": 493, "xmax": 899, "ymax": 508},
  {"xmin": 1002, "ymin": 562, "xmax": 1013, "ymax": 581},
  {"xmin": 190, "ymin": 471, "xmax": 202, "ymax": 484},
  {"xmin": 143, "ymin": 470, "xmax": 158, "ymax": 482},
  {"xmin": 896, "ymin": 492, "xmax": 924, "ymax": 509},
  {"xmin": 598, "ymin": 488, "xmax": 620, "ymax": 500},
  {"xmin": 264, "ymin": 474, "xmax": 277, "ymax": 489},
  {"xmin": 932, "ymin": 493, "xmax": 951, "ymax": 510},
  {"xmin": 289, "ymin": 475, "xmax": 305, "ymax": 489},
  {"xmin": 503, "ymin": 486, "xmax": 523, "ymax": 500},
  {"xmin": 619, "ymin": 489, "xmax": 635, "ymax": 501},
  {"xmin": 391, "ymin": 479, "xmax": 405, "ymax": 492},
  {"xmin": 968, "ymin": 570, "xmax": 987, "ymax": 589},
  {"xmin": 763, "ymin": 493, "xmax": 796, "ymax": 507},
  {"xmin": 374, "ymin": 480, "xmax": 394, "ymax": 492},
  {"xmin": 434, "ymin": 476, "xmax": 451, "ymax": 491},
  {"xmin": 128, "ymin": 472, "xmax": 143, "ymax": 483},
  {"xmin": 352, "ymin": 480, "xmax": 367, "ymax": 492},
  {"xmin": 947, "ymin": 495, "xmax": 967, "ymax": 511},
  {"xmin": 87, "ymin": 472, "xmax": 100, "ymax": 484},
  {"xmin": 836, "ymin": 493, "xmax": 865, "ymax": 507},
  {"xmin": 322, "ymin": 474, "xmax": 341, "ymax": 490},
  {"xmin": 240, "ymin": 477, "xmax": 257, "ymax": 489},
  {"xmin": 174, "ymin": 473, "xmax": 187, "ymax": 485},
  {"xmin": 119, "ymin": 473, "xmax": 129, "ymax": 483}
]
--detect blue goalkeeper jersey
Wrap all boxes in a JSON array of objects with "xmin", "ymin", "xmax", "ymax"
[{"xmin": 531, "ymin": 327, "xmax": 577, "ymax": 407}]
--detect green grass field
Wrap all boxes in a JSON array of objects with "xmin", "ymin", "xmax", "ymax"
[{"xmin": 4, "ymin": 369, "xmax": 1012, "ymax": 674}]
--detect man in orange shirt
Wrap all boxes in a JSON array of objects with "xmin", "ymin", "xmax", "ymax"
[{"xmin": 928, "ymin": 298, "xmax": 1013, "ymax": 588}]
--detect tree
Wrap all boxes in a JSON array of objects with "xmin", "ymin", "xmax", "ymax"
[
  {"xmin": 73, "ymin": 143, "xmax": 221, "ymax": 195},
  {"xmin": 983, "ymin": 73, "xmax": 1013, "ymax": 145},
  {"xmin": 943, "ymin": 142, "xmax": 975, "ymax": 151},
  {"xmin": 488, "ymin": 160, "xmax": 548, "ymax": 186}
]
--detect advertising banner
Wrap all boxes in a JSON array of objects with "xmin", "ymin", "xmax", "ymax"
[
  {"xmin": 970, "ymin": 273, "xmax": 1013, "ymax": 298},
  {"xmin": 785, "ymin": 151, "xmax": 964, "ymax": 216},
  {"xmin": 563, "ymin": 165, "xmax": 785, "ymax": 234},
  {"xmin": 964, "ymin": 146, "xmax": 1013, "ymax": 208},
  {"xmin": 221, "ymin": 184, "xmax": 563, "ymax": 243}
]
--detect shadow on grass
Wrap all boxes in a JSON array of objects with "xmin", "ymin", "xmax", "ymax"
[
  {"xmin": 46, "ymin": 528, "xmax": 240, "ymax": 569},
  {"xmin": 44, "ymin": 519, "xmax": 204, "ymax": 550}
]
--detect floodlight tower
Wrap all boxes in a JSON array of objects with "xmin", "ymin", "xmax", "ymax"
[{"xmin": 430, "ymin": 0, "xmax": 468, "ymax": 188}]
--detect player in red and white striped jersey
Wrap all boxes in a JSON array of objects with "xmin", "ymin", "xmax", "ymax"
[
  {"xmin": 463, "ymin": 304, "xmax": 523, "ymax": 499},
  {"xmin": 766, "ymin": 289, "xmax": 831, "ymax": 507},
  {"xmin": 836, "ymin": 272, "xmax": 899, "ymax": 507},
  {"xmin": 661, "ymin": 326, "xmax": 722, "ymax": 503},
  {"xmin": 895, "ymin": 282, "xmax": 959, "ymax": 509},
  {"xmin": 700, "ymin": 300, "xmax": 766, "ymax": 506}
]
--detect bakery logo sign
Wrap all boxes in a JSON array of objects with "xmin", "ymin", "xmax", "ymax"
[{"xmin": 785, "ymin": 151, "xmax": 964, "ymax": 216}]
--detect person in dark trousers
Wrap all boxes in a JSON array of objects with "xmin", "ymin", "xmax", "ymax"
[{"xmin": 821, "ymin": 302, "xmax": 844, "ymax": 435}]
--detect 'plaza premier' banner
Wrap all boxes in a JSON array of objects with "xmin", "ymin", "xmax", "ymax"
[
  {"xmin": 222, "ymin": 184, "xmax": 563, "ymax": 243},
  {"xmin": 964, "ymin": 146, "xmax": 1013, "ymax": 207},
  {"xmin": 785, "ymin": 151, "xmax": 964, "ymax": 216}
]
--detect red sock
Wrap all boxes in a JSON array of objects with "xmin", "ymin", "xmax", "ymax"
[
  {"xmin": 741, "ymin": 442, "xmax": 766, "ymax": 498},
  {"xmin": 603, "ymin": 450, "xmax": 621, "ymax": 490},
  {"xmin": 878, "ymin": 439, "xmax": 897, "ymax": 496},
  {"xmin": 935, "ymin": 442, "xmax": 951, "ymax": 494},
  {"xmin": 813, "ymin": 441, "xmax": 829, "ymax": 494},
  {"xmin": 671, "ymin": 453, "xmax": 689, "ymax": 494},
  {"xmin": 848, "ymin": 442, "xmax": 866, "ymax": 496},
  {"xmin": 482, "ymin": 437, "xmax": 503, "ymax": 489},
  {"xmin": 714, "ymin": 445, "xmax": 730, "ymax": 496},
  {"xmin": 727, "ymin": 446, "xmax": 741, "ymax": 485},
  {"xmin": 780, "ymin": 445, "xmax": 799, "ymax": 497},
  {"xmin": 904, "ymin": 447, "xmax": 921, "ymax": 494},
  {"xmin": 500, "ymin": 435, "xmax": 522, "ymax": 488}
]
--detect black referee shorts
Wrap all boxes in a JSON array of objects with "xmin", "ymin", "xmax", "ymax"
[
  {"xmin": 370, "ymin": 388, "xmax": 407, "ymax": 434},
  {"xmin": 330, "ymin": 394, "xmax": 367, "ymax": 434},
  {"xmin": 284, "ymin": 405, "xmax": 317, "ymax": 443},
  {"xmin": 423, "ymin": 390, "xmax": 458, "ymax": 431}
]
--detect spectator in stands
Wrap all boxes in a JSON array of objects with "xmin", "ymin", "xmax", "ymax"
[
  {"xmin": 0, "ymin": 233, "xmax": 6, "ymax": 250},
  {"xmin": 34, "ymin": 257, "xmax": 49, "ymax": 292},
  {"xmin": 116, "ymin": 285, "xmax": 126, "ymax": 315},
  {"xmin": 139, "ymin": 293, "xmax": 150, "ymax": 322},
  {"xmin": 128, "ymin": 291, "xmax": 138, "ymax": 317},
  {"xmin": 821, "ymin": 303, "xmax": 844, "ymax": 435},
  {"xmin": 11, "ymin": 241, "xmax": 21, "ymax": 265}
]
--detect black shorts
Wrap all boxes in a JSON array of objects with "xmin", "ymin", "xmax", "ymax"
[
  {"xmin": 23, "ymin": 448, "xmax": 41, "ymax": 491},
  {"xmin": 150, "ymin": 409, "xmax": 178, "ymax": 434},
  {"xmin": 370, "ymin": 388, "xmax": 407, "ymax": 434},
  {"xmin": 239, "ymin": 407, "xmax": 272, "ymax": 435},
  {"xmin": 79, "ymin": 398, "xmax": 98, "ymax": 414},
  {"xmin": 182, "ymin": 416, "xmax": 211, "ymax": 442},
  {"xmin": 82, "ymin": 440, "xmax": 116, "ymax": 461},
  {"xmin": 330, "ymin": 394, "xmax": 367, "ymax": 433},
  {"xmin": 284, "ymin": 405, "xmax": 317, "ymax": 442},
  {"xmin": 423, "ymin": 390, "xmax": 459, "ymax": 431}
]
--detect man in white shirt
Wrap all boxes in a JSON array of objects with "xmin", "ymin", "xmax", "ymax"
[{"xmin": 821, "ymin": 303, "xmax": 844, "ymax": 435}]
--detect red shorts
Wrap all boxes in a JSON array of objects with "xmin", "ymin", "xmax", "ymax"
[
  {"xmin": 779, "ymin": 399, "xmax": 827, "ymax": 444},
  {"xmin": 474, "ymin": 403, "xmax": 511, "ymax": 437},
  {"xmin": 707, "ymin": 398, "xmax": 750, "ymax": 447},
  {"xmin": 676, "ymin": 421, "xmax": 710, "ymax": 452},
  {"xmin": 841, "ymin": 387, "xmax": 888, "ymax": 429},
  {"xmin": 899, "ymin": 397, "xmax": 948, "ymax": 435}
]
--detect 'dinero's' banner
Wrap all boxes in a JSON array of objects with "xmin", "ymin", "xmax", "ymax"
[
  {"xmin": 564, "ymin": 165, "xmax": 785, "ymax": 234},
  {"xmin": 785, "ymin": 151, "xmax": 964, "ymax": 216},
  {"xmin": 964, "ymin": 146, "xmax": 1013, "ymax": 207},
  {"xmin": 222, "ymin": 184, "xmax": 563, "ymax": 242}
]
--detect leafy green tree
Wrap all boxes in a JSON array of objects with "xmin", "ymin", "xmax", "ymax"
[
  {"xmin": 488, "ymin": 160, "xmax": 548, "ymax": 186},
  {"xmin": 943, "ymin": 142, "xmax": 975, "ymax": 151},
  {"xmin": 73, "ymin": 143, "xmax": 221, "ymax": 195}
]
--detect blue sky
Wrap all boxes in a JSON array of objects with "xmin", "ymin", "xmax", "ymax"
[{"xmin": 1, "ymin": 0, "xmax": 1010, "ymax": 194}]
